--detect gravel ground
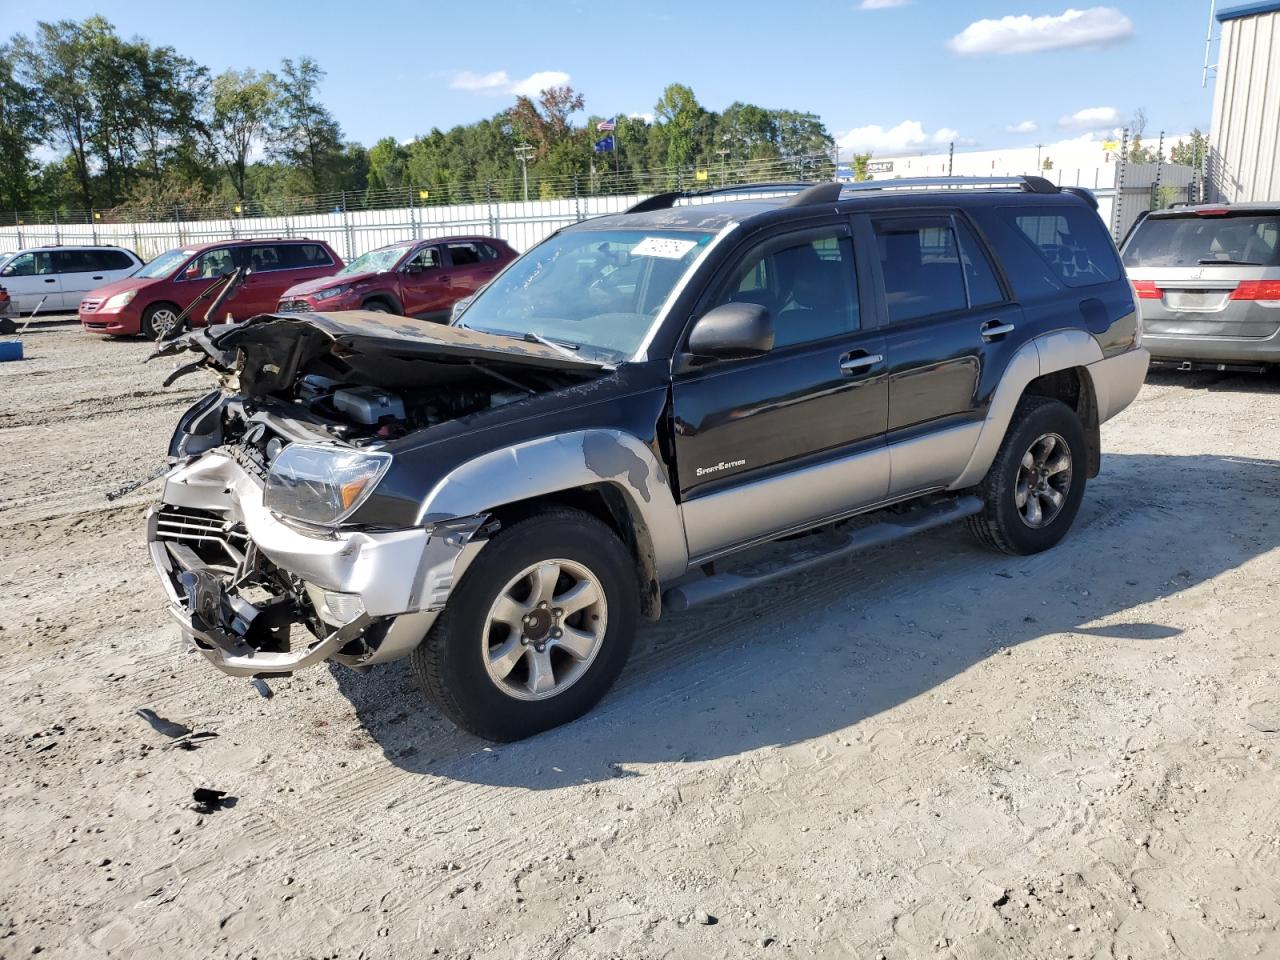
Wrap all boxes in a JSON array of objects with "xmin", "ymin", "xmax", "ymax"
[{"xmin": 2, "ymin": 316, "xmax": 1279, "ymax": 960}]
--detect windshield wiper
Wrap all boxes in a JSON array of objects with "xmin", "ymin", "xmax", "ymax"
[
  {"xmin": 1198, "ymin": 257, "xmax": 1264, "ymax": 266},
  {"xmin": 524, "ymin": 331, "xmax": 581, "ymax": 359}
]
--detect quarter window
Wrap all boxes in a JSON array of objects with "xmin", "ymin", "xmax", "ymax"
[
  {"xmin": 1000, "ymin": 205, "xmax": 1121, "ymax": 286},
  {"xmin": 714, "ymin": 232, "xmax": 859, "ymax": 348}
]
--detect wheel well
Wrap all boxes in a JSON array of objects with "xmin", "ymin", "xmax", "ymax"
[
  {"xmin": 486, "ymin": 486, "xmax": 662, "ymax": 620},
  {"xmin": 362, "ymin": 294, "xmax": 400, "ymax": 314},
  {"xmin": 1023, "ymin": 366, "xmax": 1101, "ymax": 477}
]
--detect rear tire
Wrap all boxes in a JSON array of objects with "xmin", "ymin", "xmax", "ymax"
[
  {"xmin": 968, "ymin": 396, "xmax": 1087, "ymax": 556},
  {"xmin": 410, "ymin": 507, "xmax": 639, "ymax": 741},
  {"xmin": 140, "ymin": 302, "xmax": 182, "ymax": 340}
]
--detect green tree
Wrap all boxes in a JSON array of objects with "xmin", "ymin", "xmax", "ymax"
[
  {"xmin": 0, "ymin": 40, "xmax": 45, "ymax": 211},
  {"xmin": 1171, "ymin": 129, "xmax": 1207, "ymax": 170},
  {"xmin": 367, "ymin": 136, "xmax": 409, "ymax": 195},
  {"xmin": 270, "ymin": 56, "xmax": 345, "ymax": 194},
  {"xmin": 654, "ymin": 83, "xmax": 703, "ymax": 169},
  {"xmin": 207, "ymin": 68, "xmax": 279, "ymax": 201}
]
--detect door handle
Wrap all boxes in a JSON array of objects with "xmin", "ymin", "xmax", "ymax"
[
  {"xmin": 44, "ymin": 278, "xmax": 56, "ymax": 283},
  {"xmin": 981, "ymin": 319, "xmax": 1016, "ymax": 341},
  {"xmin": 438, "ymin": 274, "xmax": 451, "ymax": 282},
  {"xmin": 839, "ymin": 352, "xmax": 883, "ymax": 375},
  {"xmin": 92, "ymin": 275, "xmax": 103, "ymax": 280}
]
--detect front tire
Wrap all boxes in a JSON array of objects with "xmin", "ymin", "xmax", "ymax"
[
  {"xmin": 968, "ymin": 396, "xmax": 1087, "ymax": 555},
  {"xmin": 140, "ymin": 302, "xmax": 182, "ymax": 340},
  {"xmin": 410, "ymin": 507, "xmax": 639, "ymax": 741}
]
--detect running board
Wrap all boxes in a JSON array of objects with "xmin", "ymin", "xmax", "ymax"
[{"xmin": 663, "ymin": 495, "xmax": 983, "ymax": 612}]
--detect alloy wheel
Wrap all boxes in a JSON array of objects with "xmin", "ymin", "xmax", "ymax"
[
  {"xmin": 482, "ymin": 558, "xmax": 608, "ymax": 701},
  {"xmin": 1015, "ymin": 432, "xmax": 1072, "ymax": 528}
]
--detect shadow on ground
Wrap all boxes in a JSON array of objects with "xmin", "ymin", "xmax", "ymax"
[{"xmin": 333, "ymin": 452, "xmax": 1280, "ymax": 789}]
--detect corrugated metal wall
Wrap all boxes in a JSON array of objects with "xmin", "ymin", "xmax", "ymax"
[{"xmin": 1209, "ymin": 8, "xmax": 1280, "ymax": 201}]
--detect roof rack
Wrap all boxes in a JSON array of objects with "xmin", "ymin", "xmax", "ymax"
[
  {"xmin": 838, "ymin": 175, "xmax": 1060, "ymax": 196},
  {"xmin": 623, "ymin": 181, "xmax": 820, "ymax": 214}
]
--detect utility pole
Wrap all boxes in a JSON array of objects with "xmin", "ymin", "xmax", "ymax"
[
  {"xmin": 948, "ymin": 141, "xmax": 955, "ymax": 176},
  {"xmin": 514, "ymin": 143, "xmax": 535, "ymax": 203},
  {"xmin": 1036, "ymin": 143, "xmax": 1043, "ymax": 171}
]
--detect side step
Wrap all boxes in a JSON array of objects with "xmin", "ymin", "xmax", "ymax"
[{"xmin": 663, "ymin": 495, "xmax": 983, "ymax": 612}]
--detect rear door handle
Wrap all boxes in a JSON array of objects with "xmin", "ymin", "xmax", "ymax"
[
  {"xmin": 92, "ymin": 275, "xmax": 103, "ymax": 280},
  {"xmin": 44, "ymin": 278, "xmax": 56, "ymax": 283},
  {"xmin": 981, "ymin": 319, "xmax": 1016, "ymax": 341},
  {"xmin": 839, "ymin": 352, "xmax": 884, "ymax": 375}
]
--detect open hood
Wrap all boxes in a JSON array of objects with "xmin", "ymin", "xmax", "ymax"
[{"xmin": 152, "ymin": 309, "xmax": 610, "ymax": 394}]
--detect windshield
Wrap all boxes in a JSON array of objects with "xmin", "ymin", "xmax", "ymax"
[
  {"xmin": 136, "ymin": 249, "xmax": 194, "ymax": 279},
  {"xmin": 338, "ymin": 245, "xmax": 411, "ymax": 277},
  {"xmin": 456, "ymin": 228, "xmax": 715, "ymax": 361},
  {"xmin": 1124, "ymin": 214, "xmax": 1280, "ymax": 268}
]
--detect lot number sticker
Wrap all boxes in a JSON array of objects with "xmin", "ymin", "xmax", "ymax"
[{"xmin": 632, "ymin": 237, "xmax": 699, "ymax": 260}]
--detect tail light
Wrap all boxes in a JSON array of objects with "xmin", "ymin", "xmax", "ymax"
[
  {"xmin": 1230, "ymin": 280, "xmax": 1280, "ymax": 302},
  {"xmin": 1131, "ymin": 280, "xmax": 1162, "ymax": 300}
]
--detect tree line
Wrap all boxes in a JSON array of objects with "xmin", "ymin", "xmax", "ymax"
[{"xmin": 0, "ymin": 16, "xmax": 842, "ymax": 218}]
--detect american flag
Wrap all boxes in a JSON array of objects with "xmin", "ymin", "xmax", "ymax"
[{"xmin": 596, "ymin": 117, "xmax": 616, "ymax": 132}]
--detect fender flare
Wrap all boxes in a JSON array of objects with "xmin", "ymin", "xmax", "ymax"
[
  {"xmin": 415, "ymin": 429, "xmax": 690, "ymax": 585},
  {"xmin": 362, "ymin": 292, "xmax": 404, "ymax": 315},
  {"xmin": 950, "ymin": 329, "xmax": 1104, "ymax": 490}
]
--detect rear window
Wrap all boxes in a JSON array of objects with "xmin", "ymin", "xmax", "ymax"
[
  {"xmin": 276, "ymin": 243, "xmax": 335, "ymax": 269},
  {"xmin": 1123, "ymin": 214, "xmax": 1280, "ymax": 268},
  {"xmin": 999, "ymin": 205, "xmax": 1121, "ymax": 287}
]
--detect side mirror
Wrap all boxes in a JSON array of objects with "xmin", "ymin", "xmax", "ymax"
[
  {"xmin": 183, "ymin": 264, "xmax": 199, "ymax": 280},
  {"xmin": 686, "ymin": 302, "xmax": 774, "ymax": 361},
  {"xmin": 404, "ymin": 262, "xmax": 423, "ymax": 275}
]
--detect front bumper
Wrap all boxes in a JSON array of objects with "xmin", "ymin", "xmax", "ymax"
[
  {"xmin": 147, "ymin": 451, "xmax": 486, "ymax": 677},
  {"xmin": 80, "ymin": 308, "xmax": 140, "ymax": 335}
]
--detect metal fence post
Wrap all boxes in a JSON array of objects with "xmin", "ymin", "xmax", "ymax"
[
  {"xmin": 341, "ymin": 191, "xmax": 353, "ymax": 261},
  {"xmin": 410, "ymin": 187, "xmax": 419, "ymax": 240},
  {"xmin": 53, "ymin": 209, "xmax": 61, "ymax": 245},
  {"xmin": 486, "ymin": 181, "xmax": 498, "ymax": 235},
  {"xmin": 573, "ymin": 175, "xmax": 582, "ymax": 222},
  {"xmin": 90, "ymin": 211, "xmax": 98, "ymax": 244},
  {"xmin": 14, "ymin": 213, "xmax": 22, "ymax": 249},
  {"xmin": 1112, "ymin": 128, "xmax": 1129, "ymax": 242}
]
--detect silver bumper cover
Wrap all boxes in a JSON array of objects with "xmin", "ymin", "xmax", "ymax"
[{"xmin": 147, "ymin": 452, "xmax": 485, "ymax": 677}]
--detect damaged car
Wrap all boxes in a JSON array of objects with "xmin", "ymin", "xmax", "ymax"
[{"xmin": 149, "ymin": 177, "xmax": 1149, "ymax": 741}]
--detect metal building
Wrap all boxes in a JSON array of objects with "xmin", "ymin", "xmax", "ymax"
[{"xmin": 1209, "ymin": 1, "xmax": 1280, "ymax": 201}]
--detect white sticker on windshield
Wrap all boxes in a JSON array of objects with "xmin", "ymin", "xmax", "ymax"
[{"xmin": 632, "ymin": 237, "xmax": 698, "ymax": 260}]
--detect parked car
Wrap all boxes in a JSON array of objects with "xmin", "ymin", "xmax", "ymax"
[
  {"xmin": 148, "ymin": 176, "xmax": 1148, "ymax": 741},
  {"xmin": 0, "ymin": 283, "xmax": 14, "ymax": 333},
  {"xmin": 277, "ymin": 236, "xmax": 517, "ymax": 320},
  {"xmin": 79, "ymin": 238, "xmax": 343, "ymax": 339},
  {"xmin": 0, "ymin": 245, "xmax": 142, "ymax": 313},
  {"xmin": 1122, "ymin": 202, "xmax": 1280, "ymax": 371}
]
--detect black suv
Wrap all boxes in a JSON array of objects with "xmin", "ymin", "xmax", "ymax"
[{"xmin": 148, "ymin": 177, "xmax": 1149, "ymax": 740}]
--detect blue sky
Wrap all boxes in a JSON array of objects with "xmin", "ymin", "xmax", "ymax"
[{"xmin": 1, "ymin": 0, "xmax": 1220, "ymax": 155}]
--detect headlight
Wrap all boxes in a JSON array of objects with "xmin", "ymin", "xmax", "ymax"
[
  {"xmin": 263, "ymin": 444, "xmax": 390, "ymax": 525},
  {"xmin": 313, "ymin": 285, "xmax": 351, "ymax": 302},
  {"xmin": 102, "ymin": 290, "xmax": 137, "ymax": 311}
]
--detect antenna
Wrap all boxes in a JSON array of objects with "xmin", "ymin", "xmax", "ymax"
[{"xmin": 1202, "ymin": 0, "xmax": 1219, "ymax": 88}]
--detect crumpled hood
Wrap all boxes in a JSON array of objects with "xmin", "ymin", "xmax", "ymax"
[
  {"xmin": 150, "ymin": 309, "xmax": 609, "ymax": 393},
  {"xmin": 281, "ymin": 272, "xmax": 378, "ymax": 297}
]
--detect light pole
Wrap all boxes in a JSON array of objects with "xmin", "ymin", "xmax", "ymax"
[{"xmin": 514, "ymin": 143, "xmax": 535, "ymax": 203}]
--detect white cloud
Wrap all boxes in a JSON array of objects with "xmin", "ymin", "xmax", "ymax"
[
  {"xmin": 1006, "ymin": 119, "xmax": 1039, "ymax": 134},
  {"xmin": 627, "ymin": 112, "xmax": 656, "ymax": 125},
  {"xmin": 858, "ymin": 0, "xmax": 911, "ymax": 9},
  {"xmin": 838, "ymin": 120, "xmax": 959, "ymax": 153},
  {"xmin": 449, "ymin": 69, "xmax": 571, "ymax": 97},
  {"xmin": 1057, "ymin": 106, "xmax": 1120, "ymax": 130},
  {"xmin": 948, "ymin": 7, "xmax": 1134, "ymax": 56}
]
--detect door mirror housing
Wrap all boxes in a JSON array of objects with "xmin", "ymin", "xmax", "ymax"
[
  {"xmin": 404, "ymin": 262, "xmax": 423, "ymax": 275},
  {"xmin": 686, "ymin": 302, "xmax": 774, "ymax": 361}
]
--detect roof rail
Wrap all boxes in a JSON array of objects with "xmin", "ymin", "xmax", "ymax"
[
  {"xmin": 838, "ymin": 175, "xmax": 1060, "ymax": 196},
  {"xmin": 622, "ymin": 181, "xmax": 820, "ymax": 214}
]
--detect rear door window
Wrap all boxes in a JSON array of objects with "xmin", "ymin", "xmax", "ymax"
[
  {"xmin": 954, "ymin": 219, "xmax": 1006, "ymax": 306},
  {"xmin": 999, "ymin": 205, "xmax": 1121, "ymax": 286},
  {"xmin": 246, "ymin": 245, "xmax": 282, "ymax": 273},
  {"xmin": 1123, "ymin": 214, "xmax": 1280, "ymax": 268},
  {"xmin": 445, "ymin": 242, "xmax": 483, "ymax": 266},
  {"xmin": 874, "ymin": 217, "xmax": 968, "ymax": 323},
  {"xmin": 276, "ymin": 243, "xmax": 335, "ymax": 269}
]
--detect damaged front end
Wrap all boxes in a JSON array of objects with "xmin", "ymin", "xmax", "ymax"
[{"xmin": 147, "ymin": 311, "xmax": 605, "ymax": 677}]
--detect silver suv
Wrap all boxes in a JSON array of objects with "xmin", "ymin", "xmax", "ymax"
[{"xmin": 1122, "ymin": 203, "xmax": 1280, "ymax": 371}]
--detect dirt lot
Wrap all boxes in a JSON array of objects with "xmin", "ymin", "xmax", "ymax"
[{"xmin": 1, "ymin": 316, "xmax": 1279, "ymax": 960}]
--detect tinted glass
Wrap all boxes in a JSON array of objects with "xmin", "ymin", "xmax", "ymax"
[
  {"xmin": 1000, "ymin": 205, "xmax": 1121, "ymax": 286},
  {"xmin": 406, "ymin": 246, "xmax": 440, "ymax": 270},
  {"xmin": 954, "ymin": 219, "xmax": 1005, "ymax": 306},
  {"xmin": 875, "ymin": 218, "xmax": 967, "ymax": 322},
  {"xmin": 103, "ymin": 250, "xmax": 137, "ymax": 270},
  {"xmin": 246, "ymin": 245, "xmax": 282, "ymax": 272},
  {"xmin": 1, "ymin": 252, "xmax": 54, "ymax": 277},
  {"xmin": 715, "ymin": 232, "xmax": 858, "ymax": 347},
  {"xmin": 1123, "ymin": 214, "xmax": 1280, "ymax": 268},
  {"xmin": 447, "ymin": 243, "xmax": 482, "ymax": 265},
  {"xmin": 476, "ymin": 242, "xmax": 502, "ymax": 261},
  {"xmin": 54, "ymin": 249, "xmax": 125, "ymax": 272},
  {"xmin": 276, "ymin": 243, "xmax": 335, "ymax": 269}
]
